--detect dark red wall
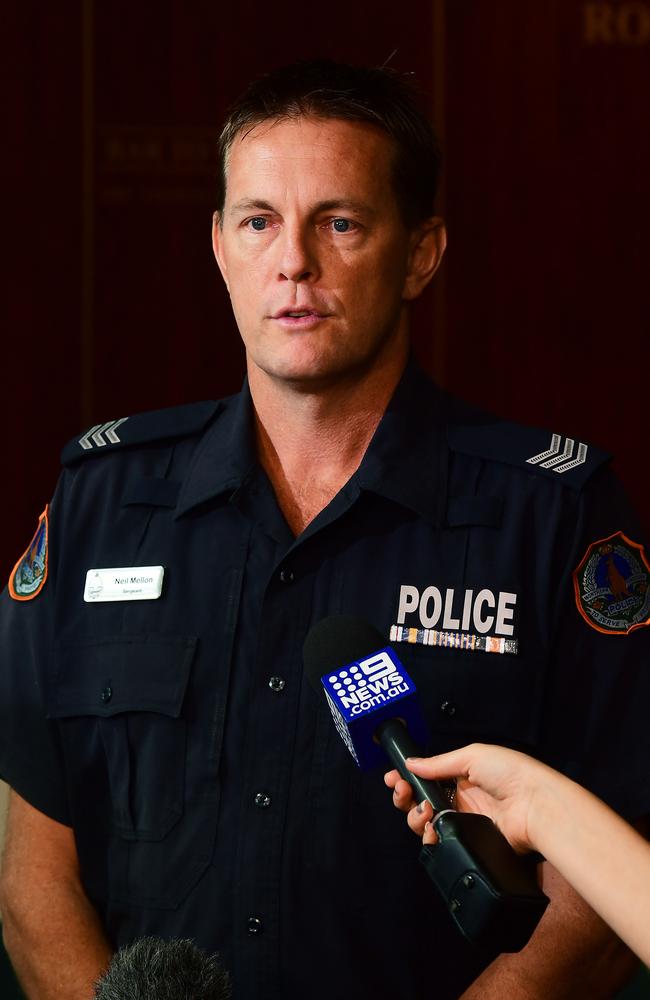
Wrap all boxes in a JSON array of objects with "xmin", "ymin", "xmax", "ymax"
[
  {"xmin": 441, "ymin": 2, "xmax": 650, "ymax": 509},
  {"xmin": 3, "ymin": 1, "xmax": 649, "ymax": 581}
]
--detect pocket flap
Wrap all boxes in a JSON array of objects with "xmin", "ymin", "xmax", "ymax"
[{"xmin": 48, "ymin": 635, "xmax": 197, "ymax": 719}]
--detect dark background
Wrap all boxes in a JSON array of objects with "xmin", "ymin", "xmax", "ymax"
[{"xmin": 3, "ymin": 0, "xmax": 649, "ymax": 581}]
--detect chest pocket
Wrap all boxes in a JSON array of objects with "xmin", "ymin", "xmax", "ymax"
[
  {"xmin": 49, "ymin": 635, "xmax": 195, "ymax": 840},
  {"xmin": 401, "ymin": 642, "xmax": 542, "ymax": 750},
  {"xmin": 48, "ymin": 635, "xmax": 203, "ymax": 909}
]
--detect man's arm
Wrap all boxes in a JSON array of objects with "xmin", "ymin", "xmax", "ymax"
[
  {"xmin": 458, "ymin": 862, "xmax": 638, "ymax": 1000},
  {"xmin": 0, "ymin": 790, "xmax": 113, "ymax": 1000}
]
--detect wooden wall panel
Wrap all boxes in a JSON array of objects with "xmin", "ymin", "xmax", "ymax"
[
  {"xmin": 2, "ymin": 3, "xmax": 83, "ymax": 579},
  {"xmin": 442, "ymin": 1, "xmax": 649, "ymax": 522}
]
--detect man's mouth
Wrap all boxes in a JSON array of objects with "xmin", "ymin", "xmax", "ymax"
[
  {"xmin": 269, "ymin": 308, "xmax": 332, "ymax": 328},
  {"xmin": 273, "ymin": 309, "xmax": 326, "ymax": 319}
]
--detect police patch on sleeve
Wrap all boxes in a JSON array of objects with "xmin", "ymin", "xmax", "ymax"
[
  {"xmin": 9, "ymin": 506, "xmax": 49, "ymax": 601},
  {"xmin": 573, "ymin": 531, "xmax": 650, "ymax": 635}
]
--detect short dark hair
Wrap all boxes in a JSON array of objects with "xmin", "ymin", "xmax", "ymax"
[
  {"xmin": 93, "ymin": 937, "xmax": 231, "ymax": 1000},
  {"xmin": 216, "ymin": 59, "xmax": 442, "ymax": 228}
]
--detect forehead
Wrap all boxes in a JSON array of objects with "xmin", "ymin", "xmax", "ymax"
[{"xmin": 224, "ymin": 116, "xmax": 397, "ymax": 207}]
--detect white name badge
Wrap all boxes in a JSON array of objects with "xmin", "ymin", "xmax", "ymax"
[{"xmin": 84, "ymin": 566, "xmax": 164, "ymax": 603}]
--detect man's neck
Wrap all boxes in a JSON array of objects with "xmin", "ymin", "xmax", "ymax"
[{"xmin": 248, "ymin": 350, "xmax": 408, "ymax": 536}]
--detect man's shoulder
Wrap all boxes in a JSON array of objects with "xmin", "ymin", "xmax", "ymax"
[
  {"xmin": 442, "ymin": 393, "xmax": 611, "ymax": 492},
  {"xmin": 60, "ymin": 397, "xmax": 233, "ymax": 467}
]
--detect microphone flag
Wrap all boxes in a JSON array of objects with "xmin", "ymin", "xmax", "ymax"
[{"xmin": 319, "ymin": 645, "xmax": 430, "ymax": 769}]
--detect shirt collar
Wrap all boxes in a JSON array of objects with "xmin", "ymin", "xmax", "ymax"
[
  {"xmin": 175, "ymin": 381, "xmax": 257, "ymax": 518},
  {"xmin": 175, "ymin": 361, "xmax": 449, "ymax": 524},
  {"xmin": 354, "ymin": 359, "xmax": 449, "ymax": 526}
]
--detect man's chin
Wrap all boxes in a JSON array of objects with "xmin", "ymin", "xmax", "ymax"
[
  {"xmin": 247, "ymin": 331, "xmax": 408, "ymax": 394},
  {"xmin": 260, "ymin": 357, "xmax": 374, "ymax": 393}
]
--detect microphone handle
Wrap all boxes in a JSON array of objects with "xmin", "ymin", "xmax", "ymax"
[
  {"xmin": 376, "ymin": 717, "xmax": 452, "ymax": 814},
  {"xmin": 376, "ymin": 718, "xmax": 549, "ymax": 952}
]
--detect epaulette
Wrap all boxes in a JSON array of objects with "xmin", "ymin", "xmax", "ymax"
[
  {"xmin": 447, "ymin": 420, "xmax": 611, "ymax": 491},
  {"xmin": 61, "ymin": 400, "xmax": 221, "ymax": 466}
]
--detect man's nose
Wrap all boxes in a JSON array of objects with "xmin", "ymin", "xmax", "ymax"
[{"xmin": 276, "ymin": 224, "xmax": 319, "ymax": 283}]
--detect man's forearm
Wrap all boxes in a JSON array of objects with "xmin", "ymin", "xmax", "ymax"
[
  {"xmin": 1, "ymin": 874, "xmax": 113, "ymax": 1000},
  {"xmin": 458, "ymin": 863, "xmax": 638, "ymax": 1000}
]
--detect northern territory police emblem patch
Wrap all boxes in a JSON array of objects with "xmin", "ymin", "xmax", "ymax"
[
  {"xmin": 9, "ymin": 506, "xmax": 49, "ymax": 601},
  {"xmin": 573, "ymin": 531, "xmax": 650, "ymax": 635}
]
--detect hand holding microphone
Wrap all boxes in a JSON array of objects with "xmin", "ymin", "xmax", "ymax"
[
  {"xmin": 387, "ymin": 743, "xmax": 650, "ymax": 967},
  {"xmin": 386, "ymin": 742, "xmax": 540, "ymax": 855},
  {"xmin": 303, "ymin": 616, "xmax": 549, "ymax": 954}
]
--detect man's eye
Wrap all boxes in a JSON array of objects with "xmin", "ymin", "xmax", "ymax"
[
  {"xmin": 247, "ymin": 217, "xmax": 267, "ymax": 231},
  {"xmin": 331, "ymin": 218, "xmax": 354, "ymax": 233}
]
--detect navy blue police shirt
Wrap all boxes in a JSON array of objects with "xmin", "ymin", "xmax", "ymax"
[{"xmin": 1, "ymin": 362, "xmax": 649, "ymax": 1000}]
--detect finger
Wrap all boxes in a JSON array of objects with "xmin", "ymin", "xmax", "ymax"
[
  {"xmin": 406, "ymin": 798, "xmax": 433, "ymax": 835},
  {"xmin": 422, "ymin": 819, "xmax": 438, "ymax": 846},
  {"xmin": 391, "ymin": 778, "xmax": 415, "ymax": 813},
  {"xmin": 384, "ymin": 769, "xmax": 400, "ymax": 789},
  {"xmin": 406, "ymin": 746, "xmax": 476, "ymax": 782}
]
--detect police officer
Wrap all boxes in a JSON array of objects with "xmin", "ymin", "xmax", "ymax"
[{"xmin": 1, "ymin": 60, "xmax": 648, "ymax": 1000}]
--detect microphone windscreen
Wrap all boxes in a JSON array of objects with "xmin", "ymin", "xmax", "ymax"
[
  {"xmin": 303, "ymin": 615, "xmax": 385, "ymax": 689},
  {"xmin": 93, "ymin": 937, "xmax": 231, "ymax": 999}
]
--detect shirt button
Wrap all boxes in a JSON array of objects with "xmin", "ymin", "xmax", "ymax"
[
  {"xmin": 100, "ymin": 686, "xmax": 113, "ymax": 704},
  {"xmin": 247, "ymin": 916, "xmax": 263, "ymax": 935},
  {"xmin": 268, "ymin": 676, "xmax": 286, "ymax": 693},
  {"xmin": 254, "ymin": 792, "xmax": 271, "ymax": 809},
  {"xmin": 440, "ymin": 699, "xmax": 457, "ymax": 717},
  {"xmin": 279, "ymin": 566, "xmax": 295, "ymax": 584}
]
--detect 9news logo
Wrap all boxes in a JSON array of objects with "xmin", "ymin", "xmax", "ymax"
[
  {"xmin": 325, "ymin": 648, "xmax": 410, "ymax": 716},
  {"xmin": 321, "ymin": 646, "xmax": 423, "ymax": 770}
]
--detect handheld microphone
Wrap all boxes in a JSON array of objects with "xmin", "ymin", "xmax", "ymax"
[
  {"xmin": 303, "ymin": 615, "xmax": 451, "ymax": 809},
  {"xmin": 303, "ymin": 615, "xmax": 549, "ymax": 954}
]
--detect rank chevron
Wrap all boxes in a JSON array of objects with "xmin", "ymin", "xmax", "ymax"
[
  {"xmin": 78, "ymin": 418, "xmax": 129, "ymax": 450},
  {"xmin": 526, "ymin": 433, "xmax": 588, "ymax": 474}
]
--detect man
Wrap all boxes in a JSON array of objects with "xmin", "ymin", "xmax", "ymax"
[{"xmin": 0, "ymin": 60, "xmax": 649, "ymax": 999}]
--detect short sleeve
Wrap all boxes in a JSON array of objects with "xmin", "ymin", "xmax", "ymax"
[
  {"xmin": 0, "ymin": 474, "xmax": 71, "ymax": 825},
  {"xmin": 541, "ymin": 467, "xmax": 650, "ymax": 819}
]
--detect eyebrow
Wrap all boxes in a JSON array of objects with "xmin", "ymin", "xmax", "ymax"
[
  {"xmin": 228, "ymin": 198, "xmax": 375, "ymax": 217},
  {"xmin": 229, "ymin": 199, "xmax": 275, "ymax": 214}
]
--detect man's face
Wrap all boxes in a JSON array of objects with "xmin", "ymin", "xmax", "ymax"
[{"xmin": 213, "ymin": 116, "xmax": 442, "ymax": 389}]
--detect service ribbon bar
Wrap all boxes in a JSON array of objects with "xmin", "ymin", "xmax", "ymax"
[{"xmin": 389, "ymin": 624, "xmax": 518, "ymax": 656}]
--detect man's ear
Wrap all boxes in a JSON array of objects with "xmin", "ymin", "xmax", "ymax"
[
  {"xmin": 402, "ymin": 217, "xmax": 447, "ymax": 301},
  {"xmin": 212, "ymin": 211, "xmax": 229, "ymax": 292}
]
